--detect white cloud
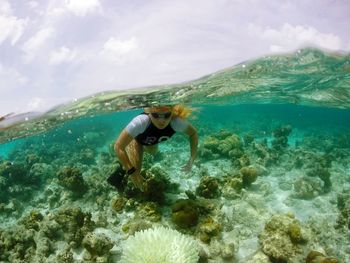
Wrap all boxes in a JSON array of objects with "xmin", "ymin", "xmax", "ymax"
[
  {"xmin": 45, "ymin": 0, "xmax": 102, "ymax": 19},
  {"xmin": 27, "ymin": 1, "xmax": 39, "ymax": 9},
  {"xmin": 0, "ymin": 63, "xmax": 27, "ymax": 92},
  {"xmin": 49, "ymin": 46, "xmax": 76, "ymax": 65},
  {"xmin": 23, "ymin": 97, "xmax": 68, "ymax": 114},
  {"xmin": 26, "ymin": 97, "xmax": 45, "ymax": 111},
  {"xmin": 0, "ymin": 97, "xmax": 59, "ymax": 115},
  {"xmin": 250, "ymin": 23, "xmax": 343, "ymax": 52},
  {"xmin": 65, "ymin": 0, "xmax": 101, "ymax": 17},
  {"xmin": 22, "ymin": 27, "xmax": 55, "ymax": 61},
  {"xmin": 0, "ymin": 0, "xmax": 11, "ymax": 14},
  {"xmin": 103, "ymin": 37, "xmax": 138, "ymax": 55},
  {"xmin": 0, "ymin": 1, "xmax": 27, "ymax": 45},
  {"xmin": 1, "ymin": 0, "xmax": 350, "ymax": 116},
  {"xmin": 100, "ymin": 37, "xmax": 139, "ymax": 64}
]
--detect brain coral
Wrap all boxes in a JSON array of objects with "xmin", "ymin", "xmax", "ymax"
[{"xmin": 120, "ymin": 227, "xmax": 199, "ymax": 263}]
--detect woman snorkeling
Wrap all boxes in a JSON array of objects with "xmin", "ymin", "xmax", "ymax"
[{"xmin": 114, "ymin": 105, "xmax": 198, "ymax": 191}]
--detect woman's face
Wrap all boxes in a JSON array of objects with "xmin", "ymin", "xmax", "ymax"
[{"xmin": 147, "ymin": 106, "xmax": 173, "ymax": 129}]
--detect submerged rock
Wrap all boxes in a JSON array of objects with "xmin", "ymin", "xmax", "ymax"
[
  {"xmin": 198, "ymin": 217, "xmax": 222, "ymax": 243},
  {"xmin": 240, "ymin": 166, "xmax": 258, "ymax": 187},
  {"xmin": 259, "ymin": 213, "xmax": 307, "ymax": 262},
  {"xmin": 111, "ymin": 196, "xmax": 127, "ymax": 213},
  {"xmin": 306, "ymin": 167, "xmax": 332, "ymax": 193},
  {"xmin": 122, "ymin": 220, "xmax": 152, "ymax": 235},
  {"xmin": 53, "ymin": 206, "xmax": 95, "ymax": 247},
  {"xmin": 137, "ymin": 202, "xmax": 162, "ymax": 222},
  {"xmin": 271, "ymin": 125, "xmax": 292, "ymax": 151},
  {"xmin": 199, "ymin": 130, "xmax": 243, "ymax": 160},
  {"xmin": 56, "ymin": 248, "xmax": 74, "ymax": 263},
  {"xmin": 292, "ymin": 176, "xmax": 324, "ymax": 199},
  {"xmin": 273, "ymin": 125, "xmax": 292, "ymax": 138},
  {"xmin": 196, "ymin": 176, "xmax": 220, "ymax": 199},
  {"xmin": 336, "ymin": 192, "xmax": 350, "ymax": 230},
  {"xmin": 20, "ymin": 210, "xmax": 44, "ymax": 231},
  {"xmin": 306, "ymin": 250, "xmax": 341, "ymax": 263},
  {"xmin": 0, "ymin": 160, "xmax": 44, "ymax": 203},
  {"xmin": 172, "ymin": 199, "xmax": 199, "ymax": 228},
  {"xmin": 221, "ymin": 242, "xmax": 235, "ymax": 260},
  {"xmin": 57, "ymin": 166, "xmax": 88, "ymax": 197},
  {"xmin": 82, "ymin": 232, "xmax": 114, "ymax": 258}
]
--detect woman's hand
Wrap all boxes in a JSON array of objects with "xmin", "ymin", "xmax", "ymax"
[{"xmin": 130, "ymin": 172, "xmax": 145, "ymax": 191}]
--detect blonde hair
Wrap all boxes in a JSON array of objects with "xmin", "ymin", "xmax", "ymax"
[
  {"xmin": 144, "ymin": 104, "xmax": 195, "ymax": 119},
  {"xmin": 172, "ymin": 104, "xmax": 194, "ymax": 119}
]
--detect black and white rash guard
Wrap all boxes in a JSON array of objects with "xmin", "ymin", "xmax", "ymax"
[{"xmin": 125, "ymin": 113, "xmax": 189, "ymax": 146}]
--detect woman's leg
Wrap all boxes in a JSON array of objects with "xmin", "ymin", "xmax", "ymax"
[{"xmin": 126, "ymin": 139, "xmax": 144, "ymax": 173}]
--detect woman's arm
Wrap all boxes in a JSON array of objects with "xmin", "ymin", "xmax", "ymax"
[
  {"xmin": 182, "ymin": 123, "xmax": 198, "ymax": 172},
  {"xmin": 114, "ymin": 129, "xmax": 134, "ymax": 171},
  {"xmin": 114, "ymin": 129, "xmax": 145, "ymax": 191}
]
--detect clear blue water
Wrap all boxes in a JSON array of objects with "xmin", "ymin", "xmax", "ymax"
[{"xmin": 2, "ymin": 104, "xmax": 349, "ymax": 159}]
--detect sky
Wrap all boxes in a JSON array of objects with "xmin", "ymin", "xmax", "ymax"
[{"xmin": 0, "ymin": 0, "xmax": 349, "ymax": 115}]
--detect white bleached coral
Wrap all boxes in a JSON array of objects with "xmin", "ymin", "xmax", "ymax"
[{"xmin": 120, "ymin": 226, "xmax": 199, "ymax": 263}]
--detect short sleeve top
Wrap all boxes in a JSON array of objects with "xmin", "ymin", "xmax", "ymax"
[{"xmin": 125, "ymin": 114, "xmax": 189, "ymax": 145}]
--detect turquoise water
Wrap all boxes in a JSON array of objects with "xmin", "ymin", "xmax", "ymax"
[{"xmin": 0, "ymin": 48, "xmax": 350, "ymax": 262}]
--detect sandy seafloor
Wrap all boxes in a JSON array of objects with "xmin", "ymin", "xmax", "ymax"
[{"xmin": 0, "ymin": 104, "xmax": 350, "ymax": 263}]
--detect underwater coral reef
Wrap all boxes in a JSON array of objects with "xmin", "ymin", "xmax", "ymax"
[{"xmin": 0, "ymin": 105, "xmax": 350, "ymax": 263}]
